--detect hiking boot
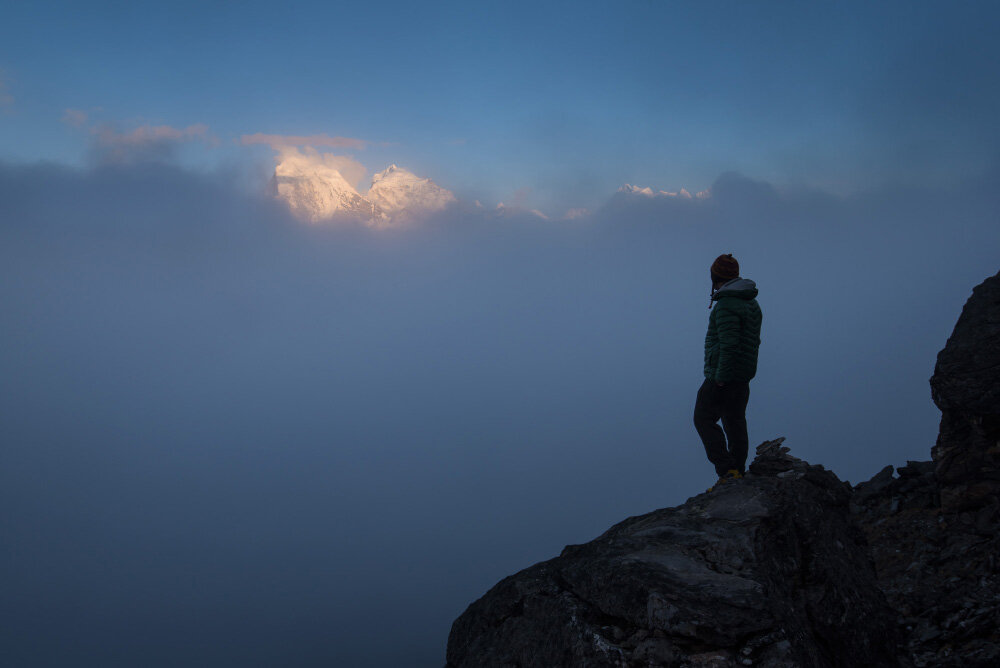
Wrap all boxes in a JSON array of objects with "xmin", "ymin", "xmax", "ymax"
[{"xmin": 706, "ymin": 469, "xmax": 743, "ymax": 493}]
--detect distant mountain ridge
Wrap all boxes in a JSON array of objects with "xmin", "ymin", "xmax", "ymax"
[
  {"xmin": 273, "ymin": 156, "xmax": 455, "ymax": 224},
  {"xmin": 273, "ymin": 154, "xmax": 729, "ymax": 223},
  {"xmin": 618, "ymin": 183, "xmax": 711, "ymax": 199}
]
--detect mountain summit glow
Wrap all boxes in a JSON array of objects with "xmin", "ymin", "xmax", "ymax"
[
  {"xmin": 273, "ymin": 150, "xmax": 380, "ymax": 222},
  {"xmin": 367, "ymin": 164, "xmax": 457, "ymax": 218},
  {"xmin": 272, "ymin": 152, "xmax": 455, "ymax": 224}
]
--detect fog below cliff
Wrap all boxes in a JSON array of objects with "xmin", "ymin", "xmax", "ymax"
[{"xmin": 2, "ymin": 161, "xmax": 998, "ymax": 666}]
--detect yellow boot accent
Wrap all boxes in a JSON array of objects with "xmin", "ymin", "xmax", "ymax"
[{"xmin": 708, "ymin": 469, "xmax": 743, "ymax": 492}]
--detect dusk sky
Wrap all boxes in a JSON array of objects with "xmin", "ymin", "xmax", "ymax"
[
  {"xmin": 3, "ymin": 1, "xmax": 999, "ymax": 211},
  {"xmin": 2, "ymin": 1, "xmax": 1000, "ymax": 666}
]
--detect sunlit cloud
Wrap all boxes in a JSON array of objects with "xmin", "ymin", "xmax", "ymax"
[
  {"xmin": 240, "ymin": 132, "xmax": 368, "ymax": 150},
  {"xmin": 71, "ymin": 121, "xmax": 220, "ymax": 164},
  {"xmin": 61, "ymin": 108, "xmax": 89, "ymax": 127},
  {"xmin": 275, "ymin": 145, "xmax": 368, "ymax": 190},
  {"xmin": 93, "ymin": 123, "xmax": 217, "ymax": 147}
]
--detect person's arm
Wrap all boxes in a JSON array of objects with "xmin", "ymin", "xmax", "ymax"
[
  {"xmin": 714, "ymin": 301, "xmax": 741, "ymax": 384},
  {"xmin": 704, "ymin": 316, "xmax": 717, "ymax": 380}
]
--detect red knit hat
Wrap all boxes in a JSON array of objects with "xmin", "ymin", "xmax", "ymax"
[{"xmin": 710, "ymin": 254, "xmax": 739, "ymax": 283}]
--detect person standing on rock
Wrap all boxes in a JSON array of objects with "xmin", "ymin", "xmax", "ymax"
[{"xmin": 695, "ymin": 254, "xmax": 762, "ymax": 491}]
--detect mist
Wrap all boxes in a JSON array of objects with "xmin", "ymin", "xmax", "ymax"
[{"xmin": 2, "ymin": 160, "xmax": 998, "ymax": 666}]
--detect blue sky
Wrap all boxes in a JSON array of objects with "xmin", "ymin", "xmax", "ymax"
[{"xmin": 3, "ymin": 1, "xmax": 999, "ymax": 213}]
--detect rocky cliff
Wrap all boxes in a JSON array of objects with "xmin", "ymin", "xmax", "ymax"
[
  {"xmin": 852, "ymin": 269, "xmax": 1000, "ymax": 667},
  {"xmin": 929, "ymin": 269, "xmax": 1000, "ymax": 513},
  {"xmin": 447, "ymin": 270, "xmax": 1000, "ymax": 667}
]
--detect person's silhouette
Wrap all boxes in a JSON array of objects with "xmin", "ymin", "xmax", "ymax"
[{"xmin": 695, "ymin": 254, "xmax": 762, "ymax": 491}]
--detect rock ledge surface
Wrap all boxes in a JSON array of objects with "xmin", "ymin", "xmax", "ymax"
[{"xmin": 447, "ymin": 439, "xmax": 901, "ymax": 667}]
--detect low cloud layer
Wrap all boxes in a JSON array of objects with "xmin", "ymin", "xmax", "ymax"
[{"xmin": 1, "ymin": 158, "xmax": 998, "ymax": 666}]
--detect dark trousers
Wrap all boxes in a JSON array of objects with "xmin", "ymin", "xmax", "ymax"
[{"xmin": 694, "ymin": 378, "xmax": 751, "ymax": 477}]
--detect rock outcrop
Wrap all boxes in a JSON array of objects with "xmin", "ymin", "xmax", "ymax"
[
  {"xmin": 448, "ymin": 270, "xmax": 1000, "ymax": 667},
  {"xmin": 851, "ymin": 270, "xmax": 1000, "ymax": 667},
  {"xmin": 851, "ymin": 458, "xmax": 1000, "ymax": 667},
  {"xmin": 447, "ymin": 439, "xmax": 902, "ymax": 667},
  {"xmin": 929, "ymin": 269, "xmax": 1000, "ymax": 513}
]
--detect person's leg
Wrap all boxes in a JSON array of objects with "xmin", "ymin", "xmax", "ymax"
[
  {"xmin": 694, "ymin": 379, "xmax": 733, "ymax": 476},
  {"xmin": 720, "ymin": 381, "xmax": 751, "ymax": 474}
]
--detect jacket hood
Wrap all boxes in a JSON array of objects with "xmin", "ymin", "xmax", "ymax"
[{"xmin": 712, "ymin": 277, "xmax": 758, "ymax": 301}]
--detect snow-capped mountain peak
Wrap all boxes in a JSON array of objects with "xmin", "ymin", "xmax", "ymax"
[
  {"xmin": 370, "ymin": 164, "xmax": 399, "ymax": 185},
  {"xmin": 273, "ymin": 151, "xmax": 383, "ymax": 223},
  {"xmin": 618, "ymin": 183, "xmax": 711, "ymax": 200},
  {"xmin": 272, "ymin": 152, "xmax": 455, "ymax": 224},
  {"xmin": 366, "ymin": 164, "xmax": 456, "ymax": 217},
  {"xmin": 619, "ymin": 184, "xmax": 655, "ymax": 196}
]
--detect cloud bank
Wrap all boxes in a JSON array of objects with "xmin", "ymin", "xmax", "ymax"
[{"xmin": 1, "ymin": 157, "xmax": 998, "ymax": 666}]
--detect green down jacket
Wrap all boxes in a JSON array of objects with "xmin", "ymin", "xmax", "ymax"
[{"xmin": 704, "ymin": 277, "xmax": 762, "ymax": 383}]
